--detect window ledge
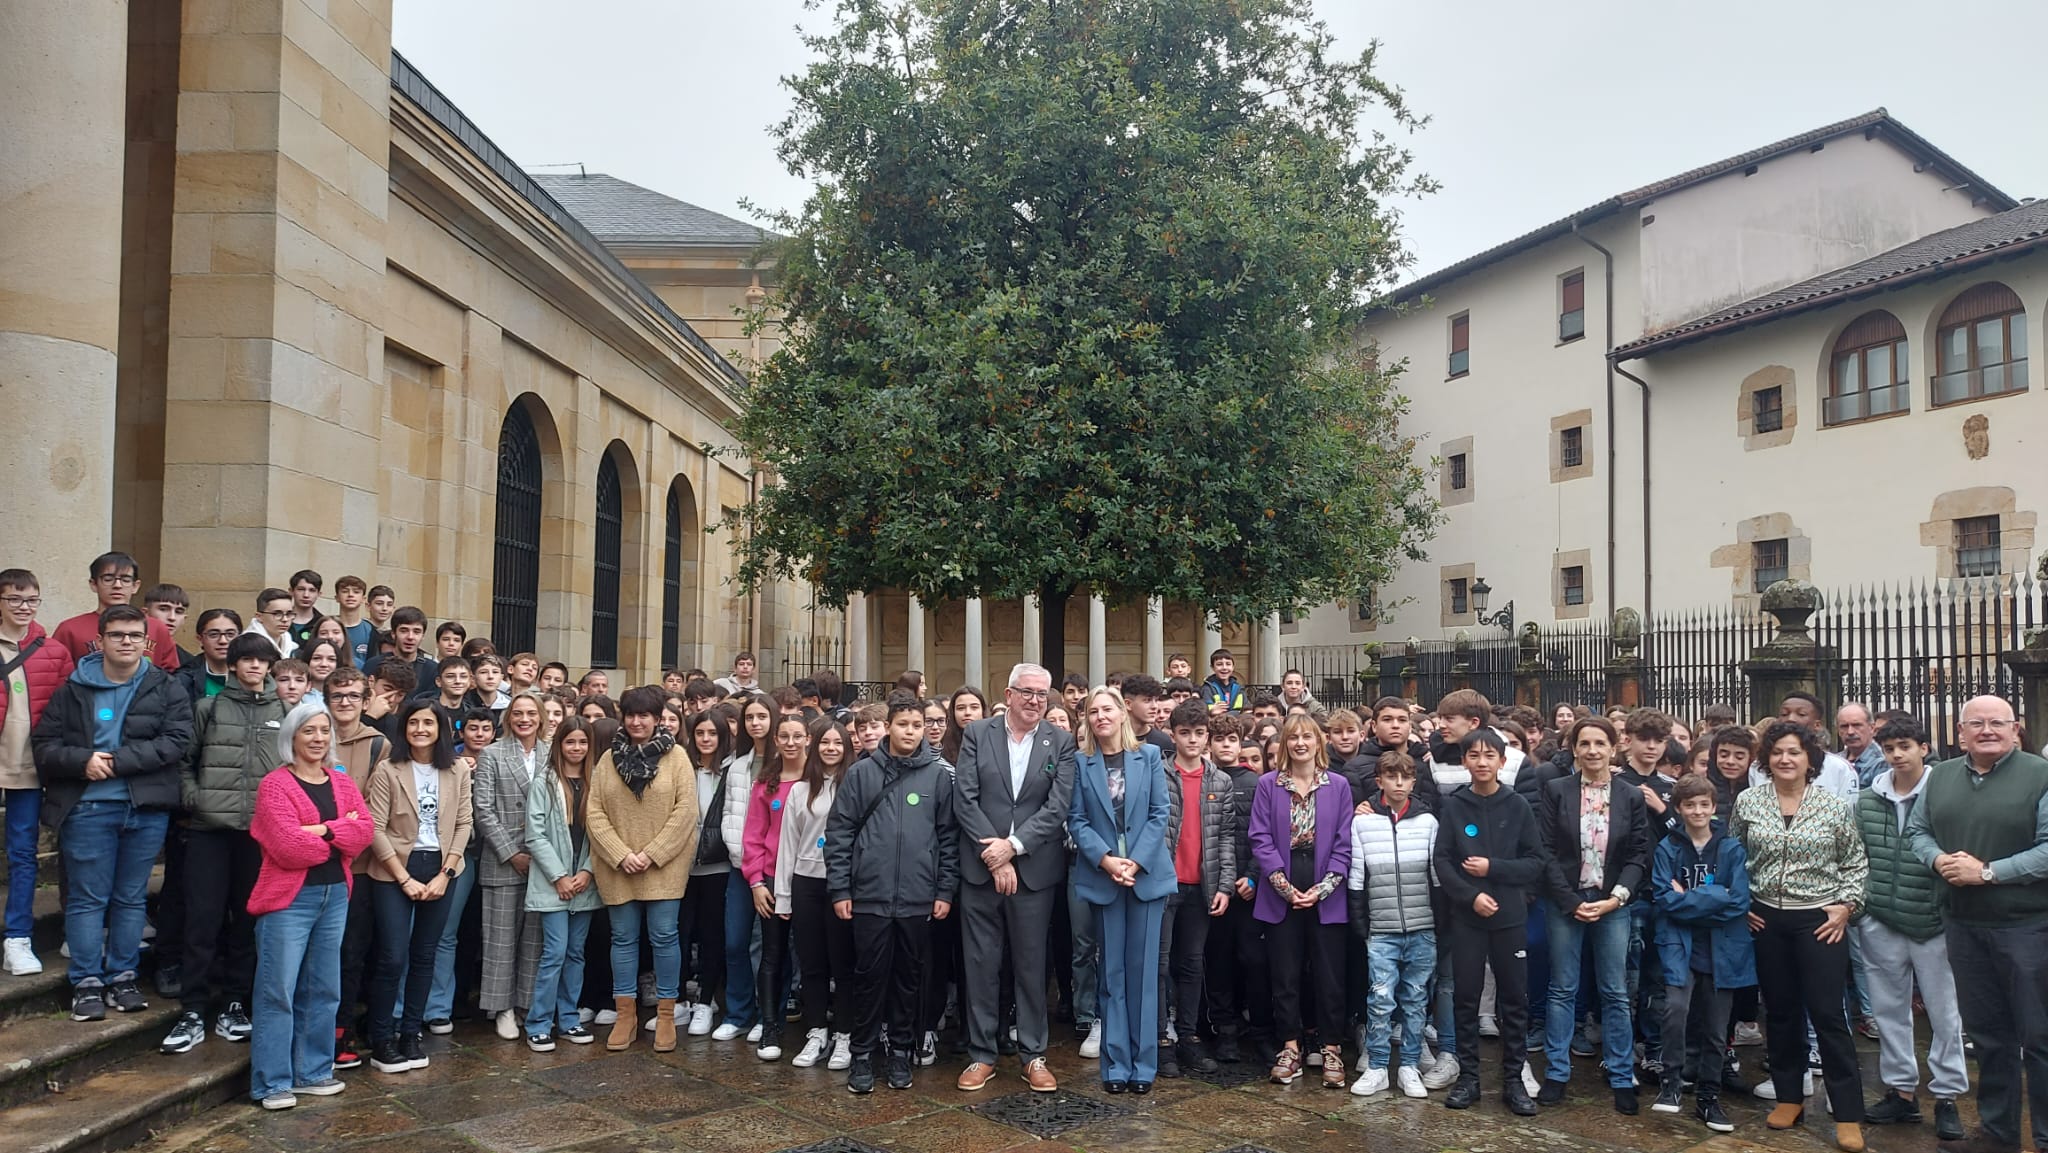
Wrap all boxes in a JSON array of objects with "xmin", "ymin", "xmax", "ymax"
[
  {"xmin": 1821, "ymin": 407, "xmax": 1912, "ymax": 431},
  {"xmin": 1445, "ymin": 371, "xmax": 1469, "ymax": 382},
  {"xmin": 1556, "ymin": 335, "xmax": 1585, "ymax": 347},
  {"xmin": 1931, "ymin": 385, "xmax": 2030, "ymax": 411}
]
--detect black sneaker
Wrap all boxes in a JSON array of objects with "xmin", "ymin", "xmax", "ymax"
[
  {"xmin": 1697, "ymin": 1096, "xmax": 1734, "ymax": 1133},
  {"xmin": 886, "ymin": 1049, "xmax": 913, "ymax": 1090},
  {"xmin": 847, "ymin": 1054, "xmax": 876, "ymax": 1094},
  {"xmin": 1537, "ymin": 1077, "xmax": 1568, "ymax": 1106},
  {"xmin": 1444, "ymin": 1078, "xmax": 1480, "ymax": 1110},
  {"xmin": 215, "ymin": 1002, "xmax": 253, "ymax": 1042},
  {"xmin": 1216, "ymin": 1033, "xmax": 1241, "ymax": 1063},
  {"xmin": 1653, "ymin": 1081, "xmax": 1684, "ymax": 1113},
  {"xmin": 153, "ymin": 963, "xmax": 183, "ymax": 999},
  {"xmin": 369, "ymin": 1038, "xmax": 409, "ymax": 1074},
  {"xmin": 1613, "ymin": 1086, "xmax": 1639, "ymax": 1115},
  {"xmin": 108, "ymin": 980, "xmax": 148, "ymax": 1013},
  {"xmin": 916, "ymin": 1031, "xmax": 938, "ymax": 1068},
  {"xmin": 400, "ymin": 1032, "xmax": 428, "ymax": 1069},
  {"xmin": 1180, "ymin": 1040, "xmax": 1219, "ymax": 1074},
  {"xmin": 161, "ymin": 1010, "xmax": 206, "ymax": 1052},
  {"xmin": 71, "ymin": 987, "xmax": 106, "ymax": 1022},
  {"xmin": 334, "ymin": 1032, "xmax": 364, "ymax": 1071},
  {"xmin": 1504, "ymin": 1078, "xmax": 1538, "ymax": 1116},
  {"xmin": 1934, "ymin": 1098, "xmax": 1963, "ymax": 1141},
  {"xmin": 1157, "ymin": 1045, "xmax": 1181, "ymax": 1078},
  {"xmin": 1867, "ymin": 1089, "xmax": 1922, "ymax": 1124}
]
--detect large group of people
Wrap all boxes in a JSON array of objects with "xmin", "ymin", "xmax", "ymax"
[{"xmin": 2, "ymin": 553, "xmax": 2042, "ymax": 1153}]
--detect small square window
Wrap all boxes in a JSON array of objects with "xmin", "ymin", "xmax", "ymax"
[
  {"xmin": 1559, "ymin": 270, "xmax": 1585, "ymax": 342},
  {"xmin": 1355, "ymin": 590, "xmax": 1377, "ymax": 621},
  {"xmin": 1561, "ymin": 565, "xmax": 1585, "ymax": 606},
  {"xmin": 1559, "ymin": 426, "xmax": 1583, "ymax": 469},
  {"xmin": 1753, "ymin": 386, "xmax": 1784, "ymax": 433},
  {"xmin": 1449, "ymin": 314, "xmax": 1470, "ymax": 378},
  {"xmin": 1754, "ymin": 538, "xmax": 1789, "ymax": 592},
  {"xmin": 1448, "ymin": 453, "xmax": 1468, "ymax": 491},
  {"xmin": 1957, "ymin": 516, "xmax": 2002, "ymax": 577},
  {"xmin": 1449, "ymin": 578, "xmax": 1469, "ymax": 616}
]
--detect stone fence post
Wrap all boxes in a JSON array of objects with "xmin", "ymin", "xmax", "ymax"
[
  {"xmin": 2003, "ymin": 626, "xmax": 2048, "ymax": 755},
  {"xmin": 1607, "ymin": 608, "xmax": 1643, "ymax": 711},
  {"xmin": 1741, "ymin": 581, "xmax": 1839, "ymax": 722},
  {"xmin": 1515, "ymin": 623, "xmax": 1544, "ymax": 709}
]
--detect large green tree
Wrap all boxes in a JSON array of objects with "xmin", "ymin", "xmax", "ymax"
[{"xmin": 729, "ymin": 0, "xmax": 1439, "ymax": 671}]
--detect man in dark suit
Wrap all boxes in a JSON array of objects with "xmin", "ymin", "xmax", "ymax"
[{"xmin": 952, "ymin": 662, "xmax": 1077, "ymax": 1093}]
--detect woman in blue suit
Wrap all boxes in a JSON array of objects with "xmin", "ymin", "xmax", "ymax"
[{"xmin": 1069, "ymin": 686, "xmax": 1175, "ymax": 1094}]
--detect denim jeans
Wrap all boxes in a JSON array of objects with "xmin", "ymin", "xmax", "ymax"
[
  {"xmin": 1068, "ymin": 875, "xmax": 1101, "ymax": 1027},
  {"xmin": 1524, "ymin": 897, "xmax": 1550, "ymax": 1036},
  {"xmin": 721, "ymin": 870, "xmax": 758, "ymax": 1025},
  {"xmin": 610, "ymin": 898, "xmax": 681, "ymax": 1000},
  {"xmin": 368, "ymin": 853, "xmax": 454, "ymax": 1043},
  {"xmin": 1364, "ymin": 930, "xmax": 1436, "ymax": 1069},
  {"xmin": 526, "ymin": 909, "xmax": 593, "ymax": 1035},
  {"xmin": 4, "ymin": 788, "xmax": 41, "ymax": 938},
  {"xmin": 1431, "ymin": 937, "xmax": 1457, "ymax": 1056},
  {"xmin": 250, "ymin": 881, "xmax": 347, "ymax": 1100},
  {"xmin": 1545, "ymin": 901, "xmax": 1634, "ymax": 1087},
  {"xmin": 421, "ymin": 860, "xmax": 476, "ymax": 1021},
  {"xmin": 60, "ymin": 800, "xmax": 169, "ymax": 987}
]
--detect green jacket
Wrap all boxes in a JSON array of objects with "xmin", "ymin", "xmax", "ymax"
[
  {"xmin": 1856, "ymin": 771, "xmax": 1942, "ymax": 941},
  {"xmin": 524, "ymin": 769, "xmax": 601, "ymax": 914},
  {"xmin": 183, "ymin": 684, "xmax": 285, "ymax": 831}
]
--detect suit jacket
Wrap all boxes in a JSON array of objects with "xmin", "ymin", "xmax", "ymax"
[
  {"xmin": 1247, "ymin": 770, "xmax": 1354, "ymax": 925},
  {"xmin": 1069, "ymin": 743, "xmax": 1175, "ymax": 905},
  {"xmin": 365, "ymin": 757, "xmax": 471, "ymax": 884},
  {"xmin": 952, "ymin": 714, "xmax": 1076, "ymax": 892},
  {"xmin": 473, "ymin": 736, "xmax": 548, "ymax": 887},
  {"xmin": 1538, "ymin": 771, "xmax": 1651, "ymax": 906}
]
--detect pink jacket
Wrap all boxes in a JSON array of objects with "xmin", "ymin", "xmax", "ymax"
[
  {"xmin": 740, "ymin": 778, "xmax": 796, "ymax": 888},
  {"xmin": 247, "ymin": 767, "xmax": 375, "ymax": 915}
]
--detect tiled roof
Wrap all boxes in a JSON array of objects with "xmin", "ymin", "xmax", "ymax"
[
  {"xmin": 532, "ymin": 173, "xmax": 772, "ymax": 247},
  {"xmin": 1613, "ymin": 198, "xmax": 2048, "ymax": 359},
  {"xmin": 1379, "ymin": 109, "xmax": 2016, "ymax": 308}
]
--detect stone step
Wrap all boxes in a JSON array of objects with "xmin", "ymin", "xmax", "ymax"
[
  {"xmin": 0, "ymin": 946, "xmax": 72, "ymax": 1026},
  {"xmin": 7, "ymin": 1041, "xmax": 246, "ymax": 1153},
  {"xmin": 0, "ymin": 1000, "xmax": 183, "ymax": 1110}
]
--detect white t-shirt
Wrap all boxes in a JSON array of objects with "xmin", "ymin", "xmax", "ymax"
[{"xmin": 412, "ymin": 761, "xmax": 441, "ymax": 850}]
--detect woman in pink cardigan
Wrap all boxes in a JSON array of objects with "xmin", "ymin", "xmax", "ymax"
[
  {"xmin": 742, "ymin": 713, "xmax": 810, "ymax": 1061},
  {"xmin": 247, "ymin": 701, "xmax": 375, "ymax": 1111}
]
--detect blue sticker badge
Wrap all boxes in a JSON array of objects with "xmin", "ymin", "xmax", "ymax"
[
  {"xmin": 98, "ymin": 708, "xmax": 114, "ymax": 722},
  {"xmin": 770, "ymin": 798, "xmax": 782, "ymax": 812},
  {"xmin": 1464, "ymin": 824, "xmax": 1479, "ymax": 838},
  {"xmin": 906, "ymin": 793, "xmax": 921, "ymax": 806},
  {"xmin": 817, "ymin": 836, "xmax": 827, "ymax": 849}
]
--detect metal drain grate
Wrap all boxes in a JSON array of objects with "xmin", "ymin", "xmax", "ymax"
[
  {"xmin": 1209, "ymin": 1145, "xmax": 1285, "ymax": 1153},
  {"xmin": 966, "ymin": 1088, "xmax": 1133, "ymax": 1137},
  {"xmin": 770, "ymin": 1139, "xmax": 894, "ymax": 1153},
  {"xmin": 1189, "ymin": 1062, "xmax": 1272, "ymax": 1089}
]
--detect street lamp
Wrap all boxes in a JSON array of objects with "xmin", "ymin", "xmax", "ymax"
[{"xmin": 1471, "ymin": 577, "xmax": 1515, "ymax": 633}]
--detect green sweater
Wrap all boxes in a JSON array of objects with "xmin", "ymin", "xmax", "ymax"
[{"xmin": 1910, "ymin": 749, "xmax": 2048, "ymax": 927}]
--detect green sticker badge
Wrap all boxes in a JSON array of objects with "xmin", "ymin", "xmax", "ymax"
[{"xmin": 906, "ymin": 792, "xmax": 921, "ymax": 806}]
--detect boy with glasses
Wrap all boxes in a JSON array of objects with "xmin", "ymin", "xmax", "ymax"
[
  {"xmin": 243, "ymin": 588, "xmax": 298, "ymax": 659},
  {"xmin": 52, "ymin": 552, "xmax": 181, "ymax": 671},
  {"xmin": 176, "ymin": 610, "xmax": 244, "ymax": 703},
  {"xmin": 0, "ymin": 569, "xmax": 76, "ymax": 975}
]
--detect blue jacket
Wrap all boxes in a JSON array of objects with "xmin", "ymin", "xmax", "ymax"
[
  {"xmin": 1069, "ymin": 743, "xmax": 1175, "ymax": 905},
  {"xmin": 1651, "ymin": 827, "xmax": 1756, "ymax": 990}
]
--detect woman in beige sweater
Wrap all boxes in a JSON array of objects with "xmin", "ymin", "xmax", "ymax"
[{"xmin": 586, "ymin": 685, "xmax": 699, "ymax": 1052}]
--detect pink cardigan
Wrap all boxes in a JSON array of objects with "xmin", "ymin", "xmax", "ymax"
[
  {"xmin": 740, "ymin": 778, "xmax": 797, "ymax": 888},
  {"xmin": 247, "ymin": 767, "xmax": 376, "ymax": 916}
]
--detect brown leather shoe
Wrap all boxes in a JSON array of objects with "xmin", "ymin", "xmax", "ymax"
[
  {"xmin": 1023, "ymin": 1057, "xmax": 1057, "ymax": 1093},
  {"xmin": 606, "ymin": 996, "xmax": 638, "ymax": 1051},
  {"xmin": 957, "ymin": 1061, "xmax": 996, "ymax": 1091},
  {"xmin": 1835, "ymin": 1122, "xmax": 1865, "ymax": 1152},
  {"xmin": 1766, "ymin": 1103, "xmax": 1804, "ymax": 1130},
  {"xmin": 653, "ymin": 998, "xmax": 678, "ymax": 1053}
]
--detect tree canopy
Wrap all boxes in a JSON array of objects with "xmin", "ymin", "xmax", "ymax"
[{"xmin": 728, "ymin": 0, "xmax": 1440, "ymax": 626}]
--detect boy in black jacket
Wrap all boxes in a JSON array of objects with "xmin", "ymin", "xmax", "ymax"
[
  {"xmin": 1434, "ymin": 728, "xmax": 1548, "ymax": 1116},
  {"xmin": 826, "ymin": 692, "xmax": 959, "ymax": 1094}
]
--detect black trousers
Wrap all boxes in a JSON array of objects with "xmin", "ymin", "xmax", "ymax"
[
  {"xmin": 1205, "ymin": 892, "xmax": 1269, "ymax": 1039},
  {"xmin": 756, "ymin": 907, "xmax": 797, "ymax": 1043},
  {"xmin": 678, "ymin": 870, "xmax": 727, "ymax": 1005},
  {"xmin": 367, "ymin": 851, "xmax": 455, "ymax": 1043},
  {"xmin": 156, "ymin": 823, "xmax": 186, "ymax": 967},
  {"xmin": 1449, "ymin": 917, "xmax": 1529, "ymax": 1081},
  {"xmin": 180, "ymin": 827, "xmax": 262, "ymax": 1017},
  {"xmin": 1947, "ymin": 918, "xmax": 2048, "ymax": 1148},
  {"xmin": 580, "ymin": 904, "xmax": 613, "ymax": 1011},
  {"xmin": 337, "ymin": 872, "xmax": 376, "ymax": 1032},
  {"xmin": 919, "ymin": 904, "xmax": 960, "ymax": 1036},
  {"xmin": 851, "ymin": 913, "xmax": 929, "ymax": 1058},
  {"xmin": 1267, "ymin": 908, "xmax": 1345, "ymax": 1048},
  {"xmin": 1159, "ymin": 882, "xmax": 1211, "ymax": 1042},
  {"xmin": 790, "ymin": 875, "xmax": 853, "ymax": 1033},
  {"xmin": 1752, "ymin": 904, "xmax": 1863, "ymax": 1121}
]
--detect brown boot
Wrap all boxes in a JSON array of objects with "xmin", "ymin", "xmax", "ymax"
[
  {"xmin": 606, "ymin": 996, "xmax": 638, "ymax": 1050},
  {"xmin": 1834, "ymin": 1122, "xmax": 1865, "ymax": 1153},
  {"xmin": 654, "ymin": 999, "xmax": 678, "ymax": 1052},
  {"xmin": 1766, "ymin": 1103, "xmax": 1804, "ymax": 1130}
]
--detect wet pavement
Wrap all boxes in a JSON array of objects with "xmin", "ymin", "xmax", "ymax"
[{"xmin": 139, "ymin": 1021, "xmax": 1981, "ymax": 1153}]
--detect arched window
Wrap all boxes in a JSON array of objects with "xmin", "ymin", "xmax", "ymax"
[
  {"xmin": 491, "ymin": 405, "xmax": 543, "ymax": 657},
  {"xmin": 1934, "ymin": 282, "xmax": 2027, "ymax": 405},
  {"xmin": 662, "ymin": 484, "xmax": 683, "ymax": 671},
  {"xmin": 1824, "ymin": 310, "xmax": 1909, "ymax": 426},
  {"xmin": 592, "ymin": 452, "xmax": 623, "ymax": 668}
]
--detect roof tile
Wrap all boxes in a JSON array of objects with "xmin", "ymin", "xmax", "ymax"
[{"xmin": 533, "ymin": 173, "xmax": 773, "ymax": 247}]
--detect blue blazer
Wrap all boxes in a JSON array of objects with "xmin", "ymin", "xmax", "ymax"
[{"xmin": 1069, "ymin": 743, "xmax": 1175, "ymax": 905}]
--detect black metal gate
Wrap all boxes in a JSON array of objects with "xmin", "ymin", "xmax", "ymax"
[
  {"xmin": 591, "ymin": 453, "xmax": 622, "ymax": 668},
  {"xmin": 662, "ymin": 484, "xmax": 683, "ymax": 671},
  {"xmin": 491, "ymin": 405, "xmax": 542, "ymax": 657}
]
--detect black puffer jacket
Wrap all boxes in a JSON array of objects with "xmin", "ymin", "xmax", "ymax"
[
  {"xmin": 1163, "ymin": 761, "xmax": 1238, "ymax": 900},
  {"xmin": 1221, "ymin": 764, "xmax": 1262, "ymax": 893},
  {"xmin": 1342, "ymin": 736, "xmax": 1435, "ymax": 811},
  {"xmin": 33, "ymin": 664, "xmax": 193, "ymax": 830},
  {"xmin": 825, "ymin": 742, "xmax": 960, "ymax": 918}
]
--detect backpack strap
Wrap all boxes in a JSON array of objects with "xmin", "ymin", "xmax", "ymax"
[{"xmin": 0, "ymin": 635, "xmax": 45, "ymax": 682}]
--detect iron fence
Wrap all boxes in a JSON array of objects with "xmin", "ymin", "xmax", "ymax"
[{"xmin": 781, "ymin": 636, "xmax": 847, "ymax": 684}]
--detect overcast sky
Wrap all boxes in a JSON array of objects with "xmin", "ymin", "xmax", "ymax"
[{"xmin": 394, "ymin": 0, "xmax": 2048, "ymax": 280}]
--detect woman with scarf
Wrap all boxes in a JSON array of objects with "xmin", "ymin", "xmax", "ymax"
[{"xmin": 586, "ymin": 685, "xmax": 701, "ymax": 1053}]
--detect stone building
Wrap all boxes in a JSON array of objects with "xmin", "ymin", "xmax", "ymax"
[{"xmin": 0, "ymin": 0, "xmax": 828, "ymax": 683}]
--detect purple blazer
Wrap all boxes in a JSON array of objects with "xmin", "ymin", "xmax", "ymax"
[{"xmin": 1246, "ymin": 770, "xmax": 1353, "ymax": 925}]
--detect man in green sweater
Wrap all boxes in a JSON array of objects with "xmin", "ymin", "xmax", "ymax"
[{"xmin": 1907, "ymin": 695, "xmax": 2048, "ymax": 1153}]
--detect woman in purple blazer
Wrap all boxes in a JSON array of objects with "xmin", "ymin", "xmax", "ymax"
[{"xmin": 1247, "ymin": 713, "xmax": 1353, "ymax": 1088}]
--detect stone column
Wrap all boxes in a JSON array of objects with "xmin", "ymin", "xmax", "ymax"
[
  {"xmin": 847, "ymin": 591, "xmax": 870, "ymax": 682},
  {"xmin": 1260, "ymin": 612, "xmax": 1283, "ymax": 683},
  {"xmin": 1020, "ymin": 595, "xmax": 1041, "ymax": 665},
  {"xmin": 1087, "ymin": 594, "xmax": 1108, "ymax": 688},
  {"xmin": 1144, "ymin": 596, "xmax": 1164, "ymax": 677},
  {"xmin": 907, "ymin": 594, "xmax": 928, "ymax": 676},
  {"xmin": 1202, "ymin": 616, "xmax": 1224, "ymax": 664},
  {"xmin": 0, "ymin": 0, "xmax": 130, "ymax": 620},
  {"xmin": 2004, "ymin": 627, "xmax": 2048, "ymax": 755},
  {"xmin": 964, "ymin": 596, "xmax": 985, "ymax": 693},
  {"xmin": 1740, "ymin": 584, "xmax": 1837, "ymax": 720}
]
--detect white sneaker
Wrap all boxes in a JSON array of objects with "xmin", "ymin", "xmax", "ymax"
[
  {"xmin": 757, "ymin": 1041, "xmax": 783, "ymax": 1062},
  {"xmin": 712, "ymin": 1021, "xmax": 744, "ymax": 1041},
  {"xmin": 645, "ymin": 1015, "xmax": 659, "ymax": 1032},
  {"xmin": 828, "ymin": 1032, "xmax": 852, "ymax": 1071},
  {"xmin": 1521, "ymin": 1063, "xmax": 1540, "ymax": 1097},
  {"xmin": 1421, "ymin": 1052, "xmax": 1460, "ymax": 1090},
  {"xmin": 1349, "ymin": 1067, "xmax": 1389, "ymax": 1097},
  {"xmin": 594, "ymin": 1008, "xmax": 618, "ymax": 1026},
  {"xmin": 2, "ymin": 937, "xmax": 41, "ymax": 976},
  {"xmin": 59, "ymin": 941, "xmax": 69, "ymax": 959},
  {"xmin": 1397, "ymin": 1066, "xmax": 1428, "ymax": 1098},
  {"xmin": 1753, "ymin": 1078, "xmax": 1777, "ymax": 1101},
  {"xmin": 1478, "ymin": 1014, "xmax": 1499, "ymax": 1038},
  {"xmin": 495, "ymin": 1009, "xmax": 520, "ymax": 1041},
  {"xmin": 792, "ymin": 1028, "xmax": 829, "ymax": 1068},
  {"xmin": 746, "ymin": 1023, "xmax": 763, "ymax": 1043},
  {"xmin": 1078, "ymin": 1021, "xmax": 1102, "ymax": 1060},
  {"xmin": 1306, "ymin": 1048, "xmax": 1323, "ymax": 1067},
  {"xmin": 578, "ymin": 1007, "xmax": 595, "ymax": 1025},
  {"xmin": 689, "ymin": 1003, "xmax": 714, "ymax": 1036},
  {"xmin": 1731, "ymin": 1021, "xmax": 1763, "ymax": 1046}
]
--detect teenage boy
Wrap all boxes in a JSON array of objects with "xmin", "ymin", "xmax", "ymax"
[
  {"xmin": 1060, "ymin": 673, "xmax": 1089, "ymax": 717},
  {"xmin": 1121, "ymin": 675, "xmax": 1175, "ymax": 755},
  {"xmin": 52, "ymin": 552, "xmax": 181, "ymax": 672},
  {"xmin": 32, "ymin": 606, "xmax": 191, "ymax": 1020},
  {"xmin": 1324, "ymin": 709, "xmax": 1364, "ymax": 780},
  {"xmin": 432, "ymin": 621, "xmax": 464, "ymax": 662},
  {"xmin": 1200, "ymin": 649, "xmax": 1246, "ymax": 715},
  {"xmin": 505, "ymin": 653, "xmax": 540, "ymax": 697},
  {"xmin": 143, "ymin": 584, "xmax": 194, "ymax": 666},
  {"xmin": 852, "ymin": 702, "xmax": 887, "ymax": 755},
  {"xmin": 285, "ymin": 570, "xmax": 323, "ymax": 652},
  {"xmin": 473, "ymin": 654, "xmax": 510, "ymax": 711},
  {"xmin": 1347, "ymin": 696, "xmax": 1436, "ymax": 811},
  {"xmin": 715, "ymin": 652, "xmax": 761, "ymax": 696},
  {"xmin": 1854, "ymin": 716, "xmax": 1966, "ymax": 1140},
  {"xmin": 324, "ymin": 667, "xmax": 389, "ymax": 1070},
  {"xmin": 271, "ymin": 658, "xmax": 312, "ymax": 710},
  {"xmin": 365, "ymin": 606, "xmax": 437, "ymax": 687},
  {"xmin": 0, "ymin": 570, "xmax": 74, "ymax": 975},
  {"xmin": 1347, "ymin": 749, "xmax": 1439, "ymax": 1099},
  {"xmin": 333, "ymin": 576, "xmax": 373, "ymax": 669},
  {"xmin": 538, "ymin": 662, "xmax": 568, "ymax": 693},
  {"xmin": 243, "ymin": 588, "xmax": 298, "ymax": 659},
  {"xmin": 1425, "ymin": 690, "xmax": 1524, "ymax": 792},
  {"xmin": 1650, "ymin": 773, "xmax": 1754, "ymax": 1134},
  {"xmin": 826, "ymin": 692, "xmax": 960, "ymax": 1094},
  {"xmin": 1434, "ymin": 728, "xmax": 1546, "ymax": 1115},
  {"xmin": 365, "ymin": 585, "xmax": 396, "ymax": 634},
  {"xmin": 1278, "ymin": 670, "xmax": 1326, "ymax": 719},
  {"xmin": 1157, "ymin": 698, "xmax": 1236, "ymax": 1078},
  {"xmin": 361, "ymin": 662, "xmax": 416, "ymax": 743},
  {"xmin": 1165, "ymin": 654, "xmax": 1193, "ymax": 681}
]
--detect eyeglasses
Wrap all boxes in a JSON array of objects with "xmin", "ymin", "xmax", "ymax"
[
  {"xmin": 1008, "ymin": 687, "xmax": 1050, "ymax": 701},
  {"xmin": 327, "ymin": 692, "xmax": 364, "ymax": 704},
  {"xmin": 102, "ymin": 631, "xmax": 148, "ymax": 644},
  {"xmin": 1961, "ymin": 719, "xmax": 2017, "ymax": 732},
  {"xmin": 93, "ymin": 574, "xmax": 138, "ymax": 586},
  {"xmin": 0, "ymin": 596, "xmax": 40, "ymax": 609},
  {"xmin": 201, "ymin": 629, "xmax": 240, "ymax": 640},
  {"xmin": 263, "ymin": 609, "xmax": 291, "ymax": 619}
]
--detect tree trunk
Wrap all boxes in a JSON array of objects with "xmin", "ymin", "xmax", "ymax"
[{"xmin": 1038, "ymin": 584, "xmax": 1071, "ymax": 683}]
